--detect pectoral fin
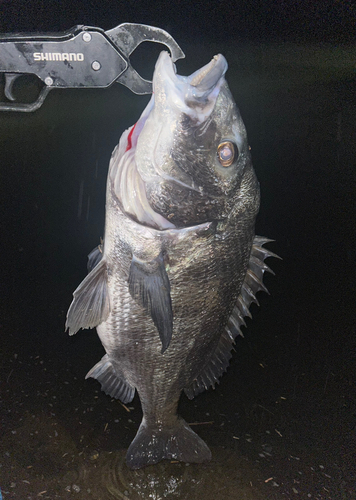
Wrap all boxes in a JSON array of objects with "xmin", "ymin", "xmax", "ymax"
[
  {"xmin": 87, "ymin": 243, "xmax": 103, "ymax": 272},
  {"xmin": 66, "ymin": 259, "xmax": 110, "ymax": 335},
  {"xmin": 128, "ymin": 252, "xmax": 173, "ymax": 354}
]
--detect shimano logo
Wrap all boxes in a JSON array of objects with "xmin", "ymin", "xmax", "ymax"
[{"xmin": 33, "ymin": 52, "xmax": 84, "ymax": 62}]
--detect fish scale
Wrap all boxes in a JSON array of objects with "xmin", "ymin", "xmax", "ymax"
[{"xmin": 66, "ymin": 50, "xmax": 278, "ymax": 469}]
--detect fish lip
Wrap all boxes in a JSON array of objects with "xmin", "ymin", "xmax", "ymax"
[
  {"xmin": 153, "ymin": 51, "xmax": 228, "ymax": 105},
  {"xmin": 188, "ymin": 54, "xmax": 228, "ymax": 96}
]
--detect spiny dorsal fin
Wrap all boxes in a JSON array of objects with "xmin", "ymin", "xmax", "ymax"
[
  {"xmin": 225, "ymin": 236, "xmax": 280, "ymax": 342},
  {"xmin": 86, "ymin": 354, "xmax": 135, "ymax": 403},
  {"xmin": 66, "ymin": 259, "xmax": 110, "ymax": 335},
  {"xmin": 184, "ymin": 236, "xmax": 279, "ymax": 399}
]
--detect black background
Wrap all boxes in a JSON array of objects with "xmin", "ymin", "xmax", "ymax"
[
  {"xmin": 0, "ymin": 0, "xmax": 355, "ymax": 44},
  {"xmin": 0, "ymin": 1, "xmax": 355, "ymax": 499}
]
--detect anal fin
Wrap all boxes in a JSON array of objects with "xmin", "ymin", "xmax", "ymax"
[{"xmin": 86, "ymin": 354, "xmax": 135, "ymax": 404}]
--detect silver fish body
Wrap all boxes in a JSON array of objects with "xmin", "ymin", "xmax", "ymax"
[{"xmin": 66, "ymin": 51, "xmax": 276, "ymax": 469}]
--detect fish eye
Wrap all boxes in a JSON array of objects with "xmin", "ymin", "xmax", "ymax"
[{"xmin": 217, "ymin": 141, "xmax": 238, "ymax": 167}]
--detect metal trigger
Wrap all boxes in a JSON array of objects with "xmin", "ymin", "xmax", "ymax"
[
  {"xmin": 106, "ymin": 23, "xmax": 185, "ymax": 95},
  {"xmin": 4, "ymin": 73, "xmax": 20, "ymax": 101}
]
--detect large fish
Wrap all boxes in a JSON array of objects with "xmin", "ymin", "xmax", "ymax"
[{"xmin": 66, "ymin": 51, "xmax": 277, "ymax": 469}]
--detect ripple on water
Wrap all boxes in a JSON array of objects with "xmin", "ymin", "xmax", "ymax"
[{"xmin": 74, "ymin": 447, "xmax": 268, "ymax": 500}]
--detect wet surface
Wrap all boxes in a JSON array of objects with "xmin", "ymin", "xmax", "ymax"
[{"xmin": 0, "ymin": 42, "xmax": 356, "ymax": 499}]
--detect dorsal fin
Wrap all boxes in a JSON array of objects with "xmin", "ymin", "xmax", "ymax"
[{"xmin": 184, "ymin": 236, "xmax": 279, "ymax": 399}]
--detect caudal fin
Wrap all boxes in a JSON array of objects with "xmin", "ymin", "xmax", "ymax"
[{"xmin": 126, "ymin": 417, "xmax": 212, "ymax": 469}]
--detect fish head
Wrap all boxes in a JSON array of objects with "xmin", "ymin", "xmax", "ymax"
[
  {"xmin": 111, "ymin": 51, "xmax": 259, "ymax": 229},
  {"xmin": 135, "ymin": 51, "xmax": 258, "ymax": 228}
]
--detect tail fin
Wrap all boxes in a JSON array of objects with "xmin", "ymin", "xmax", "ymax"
[{"xmin": 126, "ymin": 417, "xmax": 211, "ymax": 469}]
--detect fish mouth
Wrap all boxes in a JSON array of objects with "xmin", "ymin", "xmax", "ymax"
[
  {"xmin": 136, "ymin": 52, "xmax": 229, "ymax": 200},
  {"xmin": 110, "ymin": 53, "xmax": 229, "ymax": 232},
  {"xmin": 153, "ymin": 51, "xmax": 228, "ymax": 121},
  {"xmin": 189, "ymin": 54, "xmax": 228, "ymax": 95}
]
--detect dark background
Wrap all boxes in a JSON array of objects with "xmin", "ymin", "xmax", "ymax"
[
  {"xmin": 0, "ymin": 0, "xmax": 355, "ymax": 44},
  {"xmin": 0, "ymin": 1, "xmax": 355, "ymax": 499}
]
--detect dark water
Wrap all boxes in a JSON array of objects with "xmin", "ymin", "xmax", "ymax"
[{"xmin": 0, "ymin": 43, "xmax": 355, "ymax": 499}]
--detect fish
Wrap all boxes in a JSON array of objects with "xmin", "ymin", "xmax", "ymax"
[{"xmin": 66, "ymin": 51, "xmax": 277, "ymax": 469}]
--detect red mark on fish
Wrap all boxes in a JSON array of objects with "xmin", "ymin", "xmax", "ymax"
[{"xmin": 125, "ymin": 123, "xmax": 137, "ymax": 152}]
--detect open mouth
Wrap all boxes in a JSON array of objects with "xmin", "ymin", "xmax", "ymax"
[
  {"xmin": 153, "ymin": 51, "xmax": 228, "ymax": 120},
  {"xmin": 110, "ymin": 52, "xmax": 229, "ymax": 231}
]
